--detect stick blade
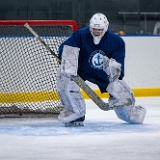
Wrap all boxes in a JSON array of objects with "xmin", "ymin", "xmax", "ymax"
[{"xmin": 109, "ymin": 98, "xmax": 132, "ymax": 110}]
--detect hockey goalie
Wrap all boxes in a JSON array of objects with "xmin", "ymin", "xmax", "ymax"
[{"xmin": 56, "ymin": 13, "xmax": 146, "ymax": 126}]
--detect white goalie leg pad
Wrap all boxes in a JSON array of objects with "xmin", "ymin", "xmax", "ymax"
[
  {"xmin": 61, "ymin": 45, "xmax": 80, "ymax": 77},
  {"xmin": 107, "ymin": 79, "xmax": 135, "ymax": 102},
  {"xmin": 114, "ymin": 105, "xmax": 146, "ymax": 124},
  {"xmin": 107, "ymin": 80, "xmax": 146, "ymax": 124},
  {"xmin": 56, "ymin": 68, "xmax": 86, "ymax": 123}
]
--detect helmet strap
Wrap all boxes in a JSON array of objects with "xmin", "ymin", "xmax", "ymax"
[{"xmin": 90, "ymin": 28, "xmax": 107, "ymax": 45}]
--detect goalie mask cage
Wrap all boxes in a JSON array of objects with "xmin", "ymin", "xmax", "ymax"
[{"xmin": 0, "ymin": 20, "xmax": 78, "ymax": 117}]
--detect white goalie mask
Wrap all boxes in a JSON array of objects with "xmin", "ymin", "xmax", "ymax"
[{"xmin": 89, "ymin": 13, "xmax": 109, "ymax": 45}]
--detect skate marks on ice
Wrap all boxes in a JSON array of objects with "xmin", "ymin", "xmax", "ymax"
[
  {"xmin": 0, "ymin": 118, "xmax": 160, "ymax": 136},
  {"xmin": 0, "ymin": 98, "xmax": 160, "ymax": 136}
]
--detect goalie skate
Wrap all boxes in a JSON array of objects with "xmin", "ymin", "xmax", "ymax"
[{"xmin": 64, "ymin": 116, "xmax": 85, "ymax": 127}]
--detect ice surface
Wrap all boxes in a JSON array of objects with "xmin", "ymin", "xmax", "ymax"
[{"xmin": 0, "ymin": 97, "xmax": 160, "ymax": 160}]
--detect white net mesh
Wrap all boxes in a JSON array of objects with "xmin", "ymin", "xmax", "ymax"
[{"xmin": 0, "ymin": 20, "xmax": 77, "ymax": 116}]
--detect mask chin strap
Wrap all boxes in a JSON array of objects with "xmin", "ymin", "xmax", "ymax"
[
  {"xmin": 91, "ymin": 32, "xmax": 103, "ymax": 45},
  {"xmin": 90, "ymin": 27, "xmax": 107, "ymax": 45}
]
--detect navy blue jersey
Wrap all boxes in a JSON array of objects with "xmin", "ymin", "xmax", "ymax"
[{"xmin": 58, "ymin": 27, "xmax": 125, "ymax": 93}]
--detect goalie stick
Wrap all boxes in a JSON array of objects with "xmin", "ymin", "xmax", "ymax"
[{"xmin": 24, "ymin": 23, "xmax": 131, "ymax": 111}]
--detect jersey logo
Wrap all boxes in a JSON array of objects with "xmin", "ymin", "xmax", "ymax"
[{"xmin": 89, "ymin": 50, "xmax": 105, "ymax": 70}]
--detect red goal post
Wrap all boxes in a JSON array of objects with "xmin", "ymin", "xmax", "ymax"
[
  {"xmin": 0, "ymin": 20, "xmax": 78, "ymax": 117},
  {"xmin": 0, "ymin": 20, "xmax": 78, "ymax": 31}
]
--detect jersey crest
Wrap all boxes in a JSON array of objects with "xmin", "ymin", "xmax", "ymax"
[{"xmin": 89, "ymin": 50, "xmax": 105, "ymax": 70}]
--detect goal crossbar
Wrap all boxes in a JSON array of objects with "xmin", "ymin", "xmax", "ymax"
[{"xmin": 0, "ymin": 20, "xmax": 78, "ymax": 31}]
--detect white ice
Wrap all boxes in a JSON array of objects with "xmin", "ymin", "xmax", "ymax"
[{"xmin": 0, "ymin": 97, "xmax": 160, "ymax": 160}]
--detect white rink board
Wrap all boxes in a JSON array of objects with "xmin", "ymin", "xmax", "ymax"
[
  {"xmin": 122, "ymin": 36, "xmax": 160, "ymax": 88},
  {"xmin": 1, "ymin": 36, "xmax": 160, "ymax": 91}
]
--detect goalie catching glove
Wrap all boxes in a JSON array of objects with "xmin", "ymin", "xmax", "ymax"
[{"xmin": 103, "ymin": 56, "xmax": 121, "ymax": 82}]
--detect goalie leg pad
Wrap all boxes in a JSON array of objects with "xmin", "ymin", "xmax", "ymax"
[
  {"xmin": 107, "ymin": 79, "xmax": 135, "ymax": 104},
  {"xmin": 107, "ymin": 80, "xmax": 146, "ymax": 123},
  {"xmin": 57, "ymin": 69, "xmax": 86, "ymax": 123},
  {"xmin": 114, "ymin": 105, "xmax": 147, "ymax": 124}
]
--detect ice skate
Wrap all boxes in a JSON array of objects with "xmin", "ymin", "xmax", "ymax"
[{"xmin": 65, "ymin": 116, "xmax": 85, "ymax": 127}]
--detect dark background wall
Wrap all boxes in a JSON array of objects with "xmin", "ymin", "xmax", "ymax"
[{"xmin": 0, "ymin": 0, "xmax": 160, "ymax": 34}]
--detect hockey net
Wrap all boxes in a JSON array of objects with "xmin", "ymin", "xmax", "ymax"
[{"xmin": 0, "ymin": 20, "xmax": 78, "ymax": 117}]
